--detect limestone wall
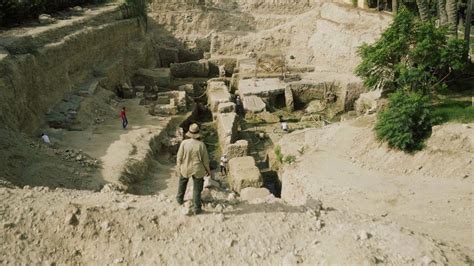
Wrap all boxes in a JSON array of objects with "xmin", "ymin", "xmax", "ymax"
[{"xmin": 0, "ymin": 8, "xmax": 158, "ymax": 133}]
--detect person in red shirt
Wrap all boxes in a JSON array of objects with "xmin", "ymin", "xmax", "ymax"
[{"xmin": 120, "ymin": 107, "xmax": 128, "ymax": 129}]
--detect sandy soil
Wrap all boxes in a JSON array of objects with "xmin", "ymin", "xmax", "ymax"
[
  {"xmin": 1, "ymin": 112, "xmax": 472, "ymax": 264},
  {"xmin": 278, "ymin": 115, "xmax": 474, "ymax": 253},
  {"xmin": 1, "ymin": 182, "xmax": 471, "ymax": 265}
]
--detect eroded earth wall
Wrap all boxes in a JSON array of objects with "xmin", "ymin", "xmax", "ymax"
[
  {"xmin": 0, "ymin": 9, "xmax": 158, "ymax": 133},
  {"xmin": 150, "ymin": 0, "xmax": 391, "ymax": 76}
]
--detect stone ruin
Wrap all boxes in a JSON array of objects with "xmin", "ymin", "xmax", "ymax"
[{"xmin": 38, "ymin": 23, "xmax": 370, "ymax": 196}]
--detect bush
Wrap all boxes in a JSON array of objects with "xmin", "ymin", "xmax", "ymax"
[
  {"xmin": 274, "ymin": 145, "xmax": 283, "ymax": 163},
  {"xmin": 283, "ymin": 155, "xmax": 296, "ymax": 164},
  {"xmin": 297, "ymin": 146, "xmax": 305, "ymax": 155},
  {"xmin": 0, "ymin": 0, "xmax": 109, "ymax": 27},
  {"xmin": 375, "ymin": 90, "xmax": 433, "ymax": 151}
]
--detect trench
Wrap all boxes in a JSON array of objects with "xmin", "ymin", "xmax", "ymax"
[
  {"xmin": 122, "ymin": 77, "xmax": 340, "ymax": 198},
  {"xmin": 123, "ymin": 76, "xmax": 289, "ymax": 198},
  {"xmin": 124, "ymin": 81, "xmax": 224, "ymax": 196}
]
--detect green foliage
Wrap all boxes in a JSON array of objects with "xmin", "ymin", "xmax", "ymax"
[
  {"xmin": 357, "ymin": 7, "xmax": 468, "ymax": 152},
  {"xmin": 283, "ymin": 155, "xmax": 296, "ymax": 164},
  {"xmin": 355, "ymin": 7, "xmax": 466, "ymax": 94},
  {"xmin": 352, "ymin": 0, "xmax": 358, "ymax": 7},
  {"xmin": 297, "ymin": 146, "xmax": 305, "ymax": 155},
  {"xmin": 274, "ymin": 145, "xmax": 297, "ymax": 164},
  {"xmin": 432, "ymin": 99, "xmax": 474, "ymax": 124},
  {"xmin": 274, "ymin": 145, "xmax": 283, "ymax": 163},
  {"xmin": 0, "ymin": 0, "xmax": 109, "ymax": 26},
  {"xmin": 375, "ymin": 90, "xmax": 433, "ymax": 151}
]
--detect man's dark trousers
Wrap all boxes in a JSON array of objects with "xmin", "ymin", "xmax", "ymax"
[{"xmin": 176, "ymin": 176, "xmax": 204, "ymax": 212}]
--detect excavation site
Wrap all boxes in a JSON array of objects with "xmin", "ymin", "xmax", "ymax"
[{"xmin": 0, "ymin": 0, "xmax": 473, "ymax": 264}]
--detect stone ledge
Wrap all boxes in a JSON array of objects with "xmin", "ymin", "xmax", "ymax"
[{"xmin": 228, "ymin": 156, "xmax": 262, "ymax": 193}]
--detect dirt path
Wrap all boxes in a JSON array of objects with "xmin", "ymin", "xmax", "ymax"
[
  {"xmin": 61, "ymin": 99, "xmax": 157, "ymax": 160},
  {"xmin": 279, "ymin": 116, "xmax": 474, "ymax": 252}
]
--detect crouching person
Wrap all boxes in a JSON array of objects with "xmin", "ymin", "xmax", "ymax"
[{"xmin": 176, "ymin": 123, "xmax": 211, "ymax": 215}]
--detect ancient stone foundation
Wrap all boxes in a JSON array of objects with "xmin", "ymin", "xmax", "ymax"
[
  {"xmin": 170, "ymin": 60, "xmax": 210, "ymax": 78},
  {"xmin": 207, "ymin": 80, "xmax": 232, "ymax": 112},
  {"xmin": 133, "ymin": 68, "xmax": 172, "ymax": 88},
  {"xmin": 228, "ymin": 156, "xmax": 262, "ymax": 193},
  {"xmin": 225, "ymin": 140, "xmax": 249, "ymax": 159},
  {"xmin": 216, "ymin": 112, "xmax": 238, "ymax": 150}
]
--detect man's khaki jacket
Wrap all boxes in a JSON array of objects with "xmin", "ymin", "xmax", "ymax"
[{"xmin": 177, "ymin": 138, "xmax": 210, "ymax": 179}]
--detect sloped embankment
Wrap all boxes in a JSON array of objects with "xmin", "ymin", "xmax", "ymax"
[
  {"xmin": 277, "ymin": 116, "xmax": 474, "ymax": 250},
  {"xmin": 0, "ymin": 6, "xmax": 157, "ymax": 133}
]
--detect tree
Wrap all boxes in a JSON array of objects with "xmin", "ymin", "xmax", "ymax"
[
  {"xmin": 355, "ymin": 8, "xmax": 465, "ymax": 94},
  {"xmin": 416, "ymin": 0, "xmax": 431, "ymax": 20},
  {"xmin": 464, "ymin": 0, "xmax": 473, "ymax": 59},
  {"xmin": 438, "ymin": 0, "xmax": 448, "ymax": 25},
  {"xmin": 355, "ymin": 8, "xmax": 466, "ymax": 151},
  {"xmin": 446, "ymin": 0, "xmax": 458, "ymax": 36}
]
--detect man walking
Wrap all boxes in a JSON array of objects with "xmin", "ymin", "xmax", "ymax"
[
  {"xmin": 176, "ymin": 123, "xmax": 211, "ymax": 215},
  {"xmin": 120, "ymin": 107, "xmax": 128, "ymax": 129}
]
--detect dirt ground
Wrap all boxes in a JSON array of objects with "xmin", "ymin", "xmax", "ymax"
[
  {"xmin": 1, "ymin": 113, "xmax": 473, "ymax": 264},
  {"xmin": 1, "ymin": 181, "xmax": 472, "ymax": 265},
  {"xmin": 1, "ymin": 0, "xmax": 473, "ymax": 264},
  {"xmin": 278, "ymin": 115, "xmax": 474, "ymax": 255}
]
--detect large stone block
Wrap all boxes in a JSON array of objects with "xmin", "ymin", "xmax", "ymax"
[
  {"xmin": 149, "ymin": 90, "xmax": 187, "ymax": 116},
  {"xmin": 157, "ymin": 91, "xmax": 187, "ymax": 112},
  {"xmin": 238, "ymin": 78, "xmax": 285, "ymax": 97},
  {"xmin": 355, "ymin": 89, "xmax": 382, "ymax": 115},
  {"xmin": 133, "ymin": 68, "xmax": 171, "ymax": 88},
  {"xmin": 150, "ymin": 104, "xmax": 177, "ymax": 116},
  {"xmin": 207, "ymin": 81, "xmax": 231, "ymax": 112},
  {"xmin": 208, "ymin": 56, "xmax": 238, "ymax": 76},
  {"xmin": 228, "ymin": 156, "xmax": 262, "ymax": 193},
  {"xmin": 285, "ymin": 87, "xmax": 294, "ymax": 111},
  {"xmin": 225, "ymin": 140, "xmax": 249, "ymax": 159},
  {"xmin": 159, "ymin": 48, "xmax": 179, "ymax": 67},
  {"xmin": 178, "ymin": 84, "xmax": 195, "ymax": 95},
  {"xmin": 170, "ymin": 59, "xmax": 209, "ymax": 78},
  {"xmin": 217, "ymin": 102, "xmax": 236, "ymax": 113},
  {"xmin": 216, "ymin": 112, "xmax": 238, "ymax": 149},
  {"xmin": 243, "ymin": 95, "xmax": 266, "ymax": 113},
  {"xmin": 230, "ymin": 73, "xmax": 239, "ymax": 93}
]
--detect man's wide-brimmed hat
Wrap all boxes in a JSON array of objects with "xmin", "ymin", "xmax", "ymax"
[{"xmin": 186, "ymin": 123, "xmax": 201, "ymax": 139}]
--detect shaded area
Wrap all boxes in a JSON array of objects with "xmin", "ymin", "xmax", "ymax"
[{"xmin": 432, "ymin": 99, "xmax": 474, "ymax": 124}]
